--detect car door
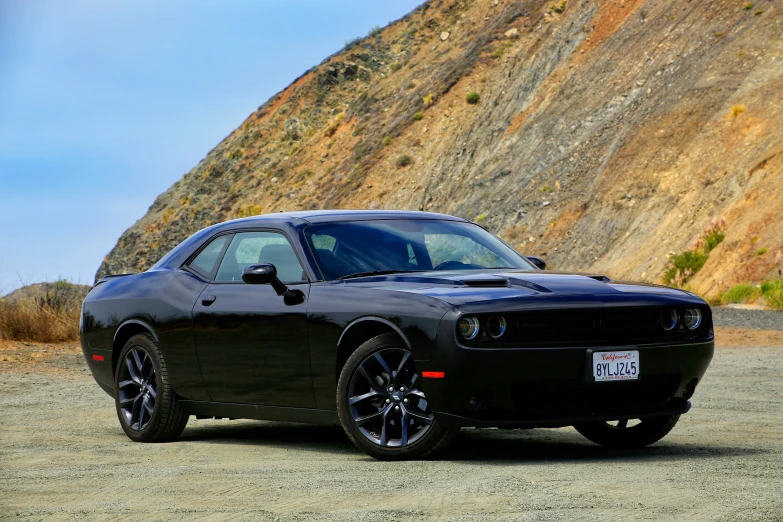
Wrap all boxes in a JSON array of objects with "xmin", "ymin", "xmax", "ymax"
[{"xmin": 191, "ymin": 230, "xmax": 315, "ymax": 407}]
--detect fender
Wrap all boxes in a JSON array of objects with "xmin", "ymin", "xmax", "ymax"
[
  {"xmin": 338, "ymin": 316, "xmax": 412, "ymax": 349},
  {"xmin": 113, "ymin": 318, "xmax": 160, "ymax": 347}
]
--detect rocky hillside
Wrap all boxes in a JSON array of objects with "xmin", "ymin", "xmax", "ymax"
[{"xmin": 98, "ymin": 0, "xmax": 783, "ymax": 300}]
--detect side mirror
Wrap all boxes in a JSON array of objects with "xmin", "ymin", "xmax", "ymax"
[
  {"xmin": 242, "ymin": 264, "xmax": 277, "ymax": 285},
  {"xmin": 242, "ymin": 263, "xmax": 305, "ymax": 305},
  {"xmin": 527, "ymin": 256, "xmax": 546, "ymax": 270}
]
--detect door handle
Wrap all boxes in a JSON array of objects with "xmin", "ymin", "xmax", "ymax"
[{"xmin": 201, "ymin": 295, "xmax": 216, "ymax": 306}]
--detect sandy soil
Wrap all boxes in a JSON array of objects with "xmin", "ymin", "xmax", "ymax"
[{"xmin": 1, "ymin": 333, "xmax": 781, "ymax": 521}]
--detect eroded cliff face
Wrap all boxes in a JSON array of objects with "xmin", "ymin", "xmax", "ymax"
[{"xmin": 98, "ymin": 0, "xmax": 783, "ymax": 299}]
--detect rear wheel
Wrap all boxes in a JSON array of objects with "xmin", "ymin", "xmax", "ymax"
[
  {"xmin": 573, "ymin": 414, "xmax": 680, "ymax": 448},
  {"xmin": 337, "ymin": 333, "xmax": 457, "ymax": 460},
  {"xmin": 114, "ymin": 333, "xmax": 189, "ymax": 442}
]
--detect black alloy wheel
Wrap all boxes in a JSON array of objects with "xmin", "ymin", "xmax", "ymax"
[
  {"xmin": 114, "ymin": 333, "xmax": 189, "ymax": 442},
  {"xmin": 574, "ymin": 414, "xmax": 681, "ymax": 448},
  {"xmin": 348, "ymin": 347, "xmax": 433, "ymax": 447},
  {"xmin": 118, "ymin": 346, "xmax": 157, "ymax": 431},
  {"xmin": 337, "ymin": 333, "xmax": 457, "ymax": 460}
]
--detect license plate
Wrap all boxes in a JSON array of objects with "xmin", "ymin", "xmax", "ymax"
[{"xmin": 593, "ymin": 350, "xmax": 639, "ymax": 381}]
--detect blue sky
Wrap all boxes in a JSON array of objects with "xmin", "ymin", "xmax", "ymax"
[{"xmin": 0, "ymin": 0, "xmax": 423, "ymax": 295}]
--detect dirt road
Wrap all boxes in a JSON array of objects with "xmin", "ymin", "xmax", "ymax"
[{"xmin": 1, "ymin": 337, "xmax": 782, "ymax": 521}]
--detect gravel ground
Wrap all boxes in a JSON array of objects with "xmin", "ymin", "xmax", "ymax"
[
  {"xmin": 1, "ymin": 342, "xmax": 782, "ymax": 521},
  {"xmin": 712, "ymin": 307, "xmax": 783, "ymax": 331}
]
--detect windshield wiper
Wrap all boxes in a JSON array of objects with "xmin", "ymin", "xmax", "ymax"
[{"xmin": 339, "ymin": 269, "xmax": 424, "ymax": 280}]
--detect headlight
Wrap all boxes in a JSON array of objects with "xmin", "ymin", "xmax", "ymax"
[
  {"xmin": 659, "ymin": 309, "xmax": 678, "ymax": 331},
  {"xmin": 683, "ymin": 308, "xmax": 702, "ymax": 330},
  {"xmin": 486, "ymin": 316, "xmax": 507, "ymax": 339},
  {"xmin": 458, "ymin": 316, "xmax": 480, "ymax": 340}
]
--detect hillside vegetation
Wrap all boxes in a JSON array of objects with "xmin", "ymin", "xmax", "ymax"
[
  {"xmin": 0, "ymin": 281, "xmax": 89, "ymax": 342},
  {"xmin": 97, "ymin": 0, "xmax": 783, "ymax": 302}
]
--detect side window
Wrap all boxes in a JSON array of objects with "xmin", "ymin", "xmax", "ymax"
[
  {"xmin": 215, "ymin": 231, "xmax": 305, "ymax": 282},
  {"xmin": 189, "ymin": 235, "xmax": 230, "ymax": 277}
]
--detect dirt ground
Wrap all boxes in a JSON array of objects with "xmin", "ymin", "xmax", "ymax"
[{"xmin": 1, "ymin": 330, "xmax": 782, "ymax": 521}]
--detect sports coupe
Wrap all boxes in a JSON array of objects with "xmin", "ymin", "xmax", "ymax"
[{"xmin": 81, "ymin": 210, "xmax": 713, "ymax": 459}]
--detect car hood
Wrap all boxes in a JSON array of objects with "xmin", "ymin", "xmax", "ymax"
[{"xmin": 342, "ymin": 270, "xmax": 704, "ymax": 309}]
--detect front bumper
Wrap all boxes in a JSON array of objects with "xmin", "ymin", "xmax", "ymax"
[{"xmin": 417, "ymin": 324, "xmax": 714, "ymax": 428}]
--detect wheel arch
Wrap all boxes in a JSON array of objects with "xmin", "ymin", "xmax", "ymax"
[
  {"xmin": 112, "ymin": 319, "xmax": 159, "ymax": 375},
  {"xmin": 336, "ymin": 317, "xmax": 410, "ymax": 381}
]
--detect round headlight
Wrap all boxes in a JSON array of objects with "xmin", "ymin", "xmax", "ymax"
[
  {"xmin": 458, "ymin": 316, "xmax": 480, "ymax": 340},
  {"xmin": 659, "ymin": 309, "xmax": 678, "ymax": 331},
  {"xmin": 683, "ymin": 308, "xmax": 702, "ymax": 330},
  {"xmin": 486, "ymin": 316, "xmax": 507, "ymax": 339}
]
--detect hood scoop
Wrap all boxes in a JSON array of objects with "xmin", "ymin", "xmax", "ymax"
[
  {"xmin": 458, "ymin": 276, "xmax": 552, "ymax": 294},
  {"xmin": 460, "ymin": 278, "xmax": 510, "ymax": 288}
]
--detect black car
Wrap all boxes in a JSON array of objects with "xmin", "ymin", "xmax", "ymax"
[{"xmin": 81, "ymin": 210, "xmax": 713, "ymax": 460}]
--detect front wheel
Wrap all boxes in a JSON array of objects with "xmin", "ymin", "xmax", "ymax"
[
  {"xmin": 114, "ymin": 333, "xmax": 189, "ymax": 442},
  {"xmin": 573, "ymin": 414, "xmax": 680, "ymax": 448},
  {"xmin": 337, "ymin": 333, "xmax": 457, "ymax": 460}
]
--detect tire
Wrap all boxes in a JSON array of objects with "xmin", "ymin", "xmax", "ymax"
[
  {"xmin": 573, "ymin": 414, "xmax": 681, "ymax": 448},
  {"xmin": 114, "ymin": 333, "xmax": 189, "ymax": 442},
  {"xmin": 337, "ymin": 333, "xmax": 457, "ymax": 460}
]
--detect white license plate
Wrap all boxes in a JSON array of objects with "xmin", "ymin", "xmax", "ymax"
[{"xmin": 593, "ymin": 350, "xmax": 639, "ymax": 381}]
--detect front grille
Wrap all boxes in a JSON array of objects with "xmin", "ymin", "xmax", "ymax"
[
  {"xmin": 461, "ymin": 306, "xmax": 711, "ymax": 348},
  {"xmin": 511, "ymin": 375, "xmax": 680, "ymax": 415}
]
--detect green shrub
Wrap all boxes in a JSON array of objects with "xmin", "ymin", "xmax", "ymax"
[
  {"xmin": 743, "ymin": 2, "xmax": 753, "ymax": 9},
  {"xmin": 760, "ymin": 280, "xmax": 783, "ymax": 309},
  {"xmin": 664, "ymin": 216, "xmax": 727, "ymax": 286},
  {"xmin": 721, "ymin": 284, "xmax": 758, "ymax": 304},
  {"xmin": 663, "ymin": 251, "xmax": 708, "ymax": 286},
  {"xmin": 390, "ymin": 62, "xmax": 401, "ymax": 73},
  {"xmin": 382, "ymin": 136, "xmax": 392, "ymax": 146},
  {"xmin": 550, "ymin": 0, "xmax": 566, "ymax": 13},
  {"xmin": 476, "ymin": 213, "xmax": 488, "ymax": 222},
  {"xmin": 344, "ymin": 37, "xmax": 362, "ymax": 50},
  {"xmin": 412, "ymin": 111, "xmax": 424, "ymax": 121},
  {"xmin": 702, "ymin": 229, "xmax": 725, "ymax": 253},
  {"xmin": 465, "ymin": 91, "xmax": 481, "ymax": 104},
  {"xmin": 490, "ymin": 47, "xmax": 505, "ymax": 59},
  {"xmin": 395, "ymin": 154, "xmax": 413, "ymax": 168},
  {"xmin": 756, "ymin": 247, "xmax": 768, "ymax": 256},
  {"xmin": 368, "ymin": 25, "xmax": 382, "ymax": 37}
]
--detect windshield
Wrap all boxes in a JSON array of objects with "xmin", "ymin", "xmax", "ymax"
[{"xmin": 304, "ymin": 219, "xmax": 534, "ymax": 280}]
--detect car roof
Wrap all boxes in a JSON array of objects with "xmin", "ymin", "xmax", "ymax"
[
  {"xmin": 150, "ymin": 210, "xmax": 471, "ymax": 273},
  {"xmin": 218, "ymin": 209, "xmax": 469, "ymax": 227}
]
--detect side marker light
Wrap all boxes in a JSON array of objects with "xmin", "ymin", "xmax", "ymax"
[{"xmin": 422, "ymin": 371, "xmax": 445, "ymax": 378}]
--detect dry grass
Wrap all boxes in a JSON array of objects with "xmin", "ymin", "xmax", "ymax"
[
  {"xmin": 0, "ymin": 300, "xmax": 81, "ymax": 343},
  {"xmin": 0, "ymin": 281, "xmax": 85, "ymax": 343}
]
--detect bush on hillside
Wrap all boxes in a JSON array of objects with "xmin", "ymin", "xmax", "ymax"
[
  {"xmin": 760, "ymin": 279, "xmax": 783, "ymax": 309},
  {"xmin": 663, "ymin": 251, "xmax": 708, "ymax": 286},
  {"xmin": 395, "ymin": 154, "xmax": 413, "ymax": 168},
  {"xmin": 663, "ymin": 216, "xmax": 726, "ymax": 287},
  {"xmin": 720, "ymin": 284, "xmax": 757, "ymax": 305}
]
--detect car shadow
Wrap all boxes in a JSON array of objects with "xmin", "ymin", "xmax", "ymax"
[
  {"xmin": 441, "ymin": 428, "xmax": 764, "ymax": 463},
  {"xmin": 180, "ymin": 420, "xmax": 356, "ymax": 455},
  {"xmin": 179, "ymin": 421, "xmax": 764, "ymax": 462}
]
